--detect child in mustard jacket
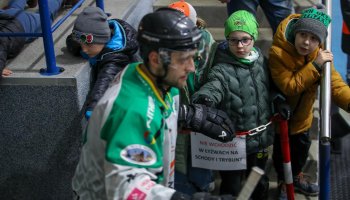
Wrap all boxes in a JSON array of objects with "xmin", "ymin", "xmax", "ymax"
[{"xmin": 269, "ymin": 7, "xmax": 350, "ymax": 199}]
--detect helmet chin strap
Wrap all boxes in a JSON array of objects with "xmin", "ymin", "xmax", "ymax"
[
  {"xmin": 156, "ymin": 51, "xmax": 172, "ymax": 97},
  {"xmin": 158, "ymin": 49, "xmax": 171, "ymax": 78}
]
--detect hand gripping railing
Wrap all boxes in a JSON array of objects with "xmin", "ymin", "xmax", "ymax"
[
  {"xmin": 0, "ymin": 0, "xmax": 104, "ymax": 75},
  {"xmin": 319, "ymin": 1, "xmax": 331, "ymax": 200}
]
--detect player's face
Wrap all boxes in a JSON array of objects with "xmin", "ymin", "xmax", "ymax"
[{"xmin": 163, "ymin": 49, "xmax": 196, "ymax": 88}]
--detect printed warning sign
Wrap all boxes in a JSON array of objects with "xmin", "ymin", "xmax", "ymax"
[{"xmin": 191, "ymin": 132, "xmax": 247, "ymax": 170}]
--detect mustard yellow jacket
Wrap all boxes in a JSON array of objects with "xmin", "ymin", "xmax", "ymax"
[{"xmin": 269, "ymin": 14, "xmax": 350, "ymax": 135}]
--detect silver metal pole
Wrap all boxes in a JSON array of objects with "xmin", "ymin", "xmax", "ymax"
[{"xmin": 319, "ymin": 1, "xmax": 332, "ymax": 199}]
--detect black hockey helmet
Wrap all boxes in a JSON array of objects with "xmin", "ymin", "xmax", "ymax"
[{"xmin": 137, "ymin": 7, "xmax": 202, "ymax": 53}]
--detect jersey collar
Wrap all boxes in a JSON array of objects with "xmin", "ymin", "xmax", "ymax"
[{"xmin": 136, "ymin": 64, "xmax": 169, "ymax": 110}]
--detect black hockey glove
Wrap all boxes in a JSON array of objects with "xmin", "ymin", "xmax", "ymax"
[
  {"xmin": 171, "ymin": 192, "xmax": 235, "ymax": 200},
  {"xmin": 179, "ymin": 104, "xmax": 235, "ymax": 142}
]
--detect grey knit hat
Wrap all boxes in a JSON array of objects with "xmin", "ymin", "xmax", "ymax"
[
  {"xmin": 292, "ymin": 7, "xmax": 331, "ymax": 44},
  {"xmin": 72, "ymin": 6, "xmax": 111, "ymax": 44}
]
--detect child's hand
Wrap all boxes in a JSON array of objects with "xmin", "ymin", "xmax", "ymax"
[
  {"xmin": 314, "ymin": 48, "xmax": 333, "ymax": 67},
  {"xmin": 2, "ymin": 68, "xmax": 13, "ymax": 77}
]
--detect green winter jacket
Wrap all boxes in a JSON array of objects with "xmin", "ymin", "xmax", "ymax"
[{"xmin": 192, "ymin": 43, "xmax": 274, "ymax": 154}]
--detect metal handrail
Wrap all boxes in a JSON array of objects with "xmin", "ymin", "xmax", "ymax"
[
  {"xmin": 0, "ymin": 0, "xmax": 104, "ymax": 75},
  {"xmin": 319, "ymin": 0, "xmax": 332, "ymax": 199},
  {"xmin": 52, "ymin": 0, "xmax": 86, "ymax": 32}
]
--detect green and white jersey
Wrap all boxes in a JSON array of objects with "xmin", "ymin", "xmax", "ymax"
[{"xmin": 73, "ymin": 63, "xmax": 180, "ymax": 200}]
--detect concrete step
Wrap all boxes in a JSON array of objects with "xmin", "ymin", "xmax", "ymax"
[
  {"xmin": 154, "ymin": 0, "xmax": 318, "ymax": 29},
  {"xmin": 153, "ymin": 0, "xmax": 318, "ymax": 58},
  {"xmin": 294, "ymin": 0, "xmax": 320, "ymax": 13},
  {"xmin": 154, "ymin": 0, "xmax": 228, "ymax": 28}
]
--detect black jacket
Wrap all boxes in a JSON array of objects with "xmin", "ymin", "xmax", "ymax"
[
  {"xmin": 0, "ymin": 13, "xmax": 26, "ymax": 75},
  {"xmin": 67, "ymin": 19, "xmax": 139, "ymax": 111},
  {"xmin": 341, "ymin": 0, "xmax": 350, "ymax": 54}
]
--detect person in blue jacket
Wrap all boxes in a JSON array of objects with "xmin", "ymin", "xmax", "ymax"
[{"xmin": 66, "ymin": 6, "xmax": 140, "ymax": 119}]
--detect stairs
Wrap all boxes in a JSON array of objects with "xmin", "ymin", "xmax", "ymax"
[{"xmin": 154, "ymin": 0, "xmax": 316, "ymax": 57}]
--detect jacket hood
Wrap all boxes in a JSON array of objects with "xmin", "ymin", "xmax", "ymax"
[
  {"xmin": 273, "ymin": 14, "xmax": 300, "ymax": 56},
  {"xmin": 105, "ymin": 19, "xmax": 126, "ymax": 51},
  {"xmin": 98, "ymin": 19, "xmax": 139, "ymax": 61}
]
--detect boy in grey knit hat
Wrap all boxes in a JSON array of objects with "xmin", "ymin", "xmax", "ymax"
[
  {"xmin": 66, "ymin": 6, "xmax": 140, "ymax": 119},
  {"xmin": 72, "ymin": 6, "xmax": 111, "ymax": 48},
  {"xmin": 292, "ymin": 6, "xmax": 331, "ymax": 44},
  {"xmin": 269, "ymin": 7, "xmax": 350, "ymax": 200}
]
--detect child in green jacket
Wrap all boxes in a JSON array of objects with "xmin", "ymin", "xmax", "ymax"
[{"xmin": 192, "ymin": 10, "xmax": 275, "ymax": 200}]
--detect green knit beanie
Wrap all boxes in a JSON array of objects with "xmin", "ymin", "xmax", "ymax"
[{"xmin": 224, "ymin": 10, "xmax": 258, "ymax": 40}]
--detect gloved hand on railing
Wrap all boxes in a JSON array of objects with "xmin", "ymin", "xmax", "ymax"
[
  {"xmin": 273, "ymin": 95, "xmax": 292, "ymax": 120},
  {"xmin": 171, "ymin": 192, "xmax": 235, "ymax": 200},
  {"xmin": 178, "ymin": 104, "xmax": 235, "ymax": 142}
]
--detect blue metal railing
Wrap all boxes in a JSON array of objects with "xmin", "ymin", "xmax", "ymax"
[{"xmin": 0, "ymin": 0, "xmax": 104, "ymax": 75}]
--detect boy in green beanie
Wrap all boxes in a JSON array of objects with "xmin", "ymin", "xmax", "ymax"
[
  {"xmin": 269, "ymin": 7, "xmax": 350, "ymax": 199},
  {"xmin": 192, "ymin": 10, "xmax": 284, "ymax": 200}
]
